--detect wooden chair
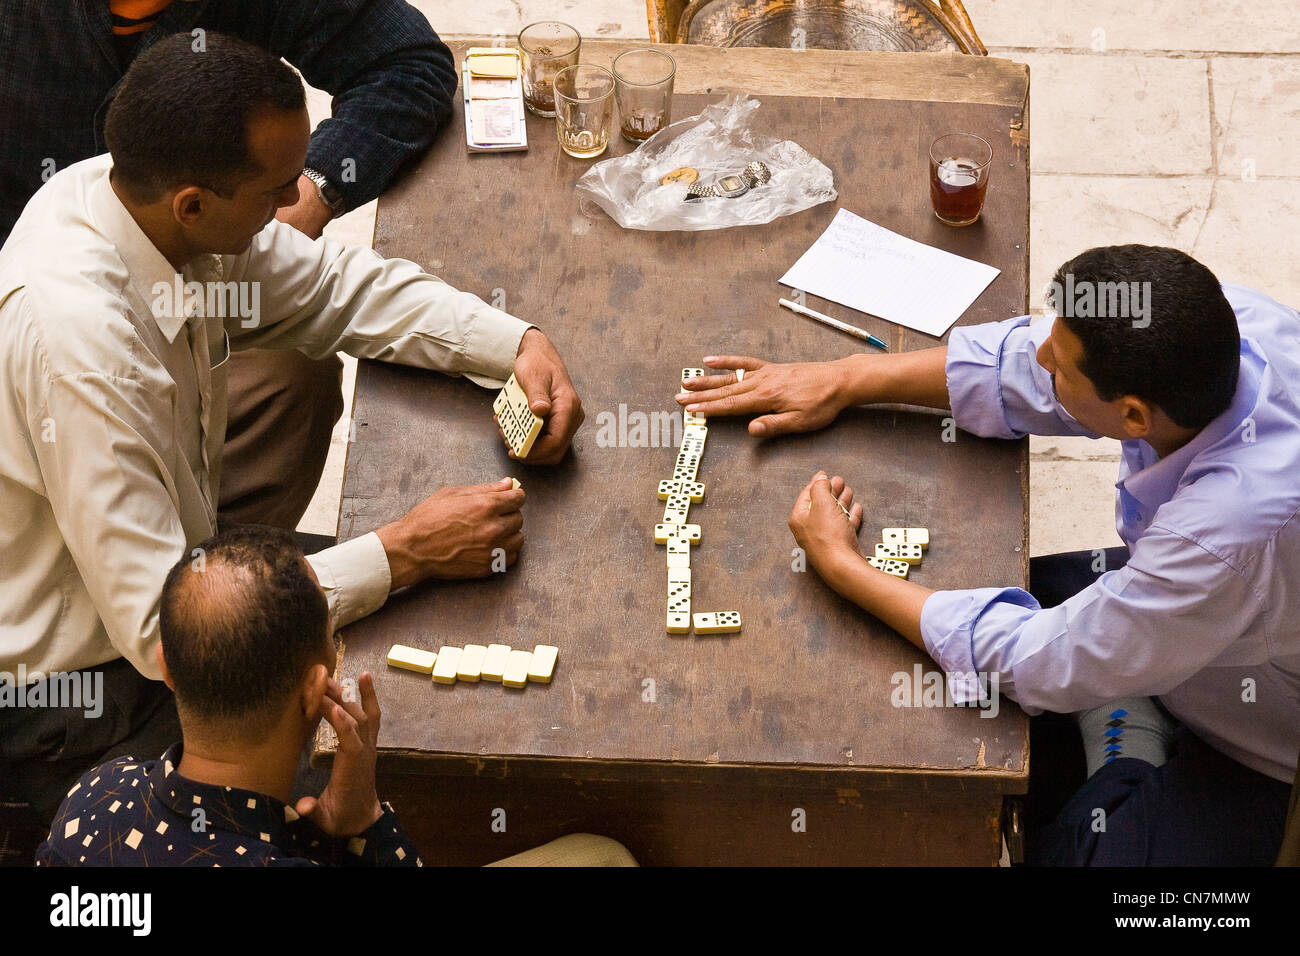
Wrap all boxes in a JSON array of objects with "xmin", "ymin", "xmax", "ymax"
[{"xmin": 646, "ymin": 0, "xmax": 987, "ymax": 55}]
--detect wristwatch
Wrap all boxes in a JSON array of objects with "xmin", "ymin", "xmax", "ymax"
[
  {"xmin": 302, "ymin": 167, "xmax": 345, "ymax": 213},
  {"xmin": 683, "ymin": 161, "xmax": 773, "ymax": 202},
  {"xmin": 686, "ymin": 173, "xmax": 750, "ymax": 202}
]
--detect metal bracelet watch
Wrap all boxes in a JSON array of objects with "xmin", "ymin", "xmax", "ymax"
[
  {"xmin": 685, "ymin": 173, "xmax": 749, "ymax": 202},
  {"xmin": 302, "ymin": 167, "xmax": 345, "ymax": 213},
  {"xmin": 683, "ymin": 161, "xmax": 772, "ymax": 202}
]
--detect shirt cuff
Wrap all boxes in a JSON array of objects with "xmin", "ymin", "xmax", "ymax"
[
  {"xmin": 945, "ymin": 317, "xmax": 1027, "ymax": 440},
  {"xmin": 306, "ymin": 532, "xmax": 391, "ymax": 631},
  {"xmin": 462, "ymin": 313, "xmax": 536, "ymax": 390},
  {"xmin": 921, "ymin": 587, "xmax": 1036, "ymax": 705},
  {"xmin": 341, "ymin": 804, "xmax": 422, "ymax": 867}
]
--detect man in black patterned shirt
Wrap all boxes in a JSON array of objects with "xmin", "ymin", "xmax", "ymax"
[
  {"xmin": 36, "ymin": 527, "xmax": 639, "ymax": 867},
  {"xmin": 37, "ymin": 527, "xmax": 421, "ymax": 866}
]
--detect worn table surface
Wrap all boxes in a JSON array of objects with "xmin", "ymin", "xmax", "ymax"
[{"xmin": 320, "ymin": 42, "xmax": 1031, "ymax": 795}]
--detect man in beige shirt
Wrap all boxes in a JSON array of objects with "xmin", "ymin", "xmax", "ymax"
[{"xmin": 0, "ymin": 34, "xmax": 583, "ymax": 819}]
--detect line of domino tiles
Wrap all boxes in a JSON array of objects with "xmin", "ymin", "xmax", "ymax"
[
  {"xmin": 387, "ymin": 643, "xmax": 558, "ymax": 688},
  {"xmin": 658, "ymin": 369, "xmax": 741, "ymax": 636},
  {"xmin": 865, "ymin": 528, "xmax": 931, "ymax": 578}
]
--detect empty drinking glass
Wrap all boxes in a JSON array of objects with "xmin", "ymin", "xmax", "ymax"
[
  {"xmin": 554, "ymin": 64, "xmax": 616, "ymax": 159},
  {"xmin": 612, "ymin": 49, "xmax": 676, "ymax": 144},
  {"xmin": 518, "ymin": 21, "xmax": 581, "ymax": 118}
]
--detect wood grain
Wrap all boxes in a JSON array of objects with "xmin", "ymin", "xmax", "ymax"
[
  {"xmin": 317, "ymin": 42, "xmax": 1032, "ymax": 864},
  {"xmin": 459, "ymin": 39, "xmax": 1026, "ymax": 108}
]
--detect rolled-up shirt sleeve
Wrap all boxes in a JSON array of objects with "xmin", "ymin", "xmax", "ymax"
[
  {"xmin": 947, "ymin": 314, "xmax": 1098, "ymax": 440},
  {"xmin": 921, "ymin": 526, "xmax": 1266, "ymax": 712}
]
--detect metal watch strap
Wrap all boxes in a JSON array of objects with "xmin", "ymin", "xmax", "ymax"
[
  {"xmin": 684, "ymin": 181, "xmax": 721, "ymax": 202},
  {"xmin": 742, "ymin": 160, "xmax": 772, "ymax": 187},
  {"xmin": 303, "ymin": 167, "xmax": 344, "ymax": 212}
]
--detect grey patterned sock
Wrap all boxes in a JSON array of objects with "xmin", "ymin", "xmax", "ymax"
[{"xmin": 1073, "ymin": 697, "xmax": 1180, "ymax": 777}]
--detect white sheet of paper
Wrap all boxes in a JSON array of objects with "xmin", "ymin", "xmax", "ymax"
[{"xmin": 778, "ymin": 208, "xmax": 1001, "ymax": 338}]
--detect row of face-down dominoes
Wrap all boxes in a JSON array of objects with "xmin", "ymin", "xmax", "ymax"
[{"xmin": 386, "ymin": 643, "xmax": 557, "ymax": 688}]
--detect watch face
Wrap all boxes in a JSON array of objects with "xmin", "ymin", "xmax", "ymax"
[{"xmin": 718, "ymin": 175, "xmax": 745, "ymax": 191}]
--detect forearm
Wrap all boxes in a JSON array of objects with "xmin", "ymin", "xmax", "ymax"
[
  {"xmin": 815, "ymin": 548, "xmax": 933, "ymax": 651},
  {"xmin": 374, "ymin": 521, "xmax": 422, "ymax": 591},
  {"xmin": 286, "ymin": 2, "xmax": 458, "ymax": 210},
  {"xmin": 836, "ymin": 346, "xmax": 950, "ymax": 410},
  {"xmin": 230, "ymin": 223, "xmax": 530, "ymax": 383}
]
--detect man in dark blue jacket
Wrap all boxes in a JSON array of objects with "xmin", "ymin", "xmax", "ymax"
[{"xmin": 0, "ymin": 0, "xmax": 460, "ymax": 529}]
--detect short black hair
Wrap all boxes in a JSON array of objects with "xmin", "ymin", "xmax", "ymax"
[
  {"xmin": 160, "ymin": 527, "xmax": 330, "ymax": 732},
  {"xmin": 1047, "ymin": 245, "xmax": 1240, "ymax": 430},
  {"xmin": 105, "ymin": 32, "xmax": 305, "ymax": 202}
]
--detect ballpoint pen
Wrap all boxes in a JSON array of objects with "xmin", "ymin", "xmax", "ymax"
[{"xmin": 779, "ymin": 297, "xmax": 890, "ymax": 351}]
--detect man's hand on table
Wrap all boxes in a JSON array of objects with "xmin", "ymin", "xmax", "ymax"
[
  {"xmin": 296, "ymin": 673, "xmax": 383, "ymax": 836},
  {"xmin": 788, "ymin": 471, "xmax": 864, "ymax": 570},
  {"xmin": 275, "ymin": 175, "xmax": 335, "ymax": 239},
  {"xmin": 376, "ymin": 478, "xmax": 525, "ymax": 589},
  {"xmin": 509, "ymin": 328, "xmax": 585, "ymax": 464},
  {"xmin": 676, "ymin": 355, "xmax": 858, "ymax": 437},
  {"xmin": 788, "ymin": 471, "xmax": 930, "ymax": 650},
  {"xmin": 676, "ymin": 348, "xmax": 953, "ymax": 436}
]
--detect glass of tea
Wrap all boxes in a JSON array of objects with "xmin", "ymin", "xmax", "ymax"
[
  {"xmin": 929, "ymin": 133, "xmax": 993, "ymax": 227},
  {"xmin": 518, "ymin": 21, "xmax": 581, "ymax": 117},
  {"xmin": 554, "ymin": 64, "xmax": 616, "ymax": 159},
  {"xmin": 612, "ymin": 49, "xmax": 676, "ymax": 144}
]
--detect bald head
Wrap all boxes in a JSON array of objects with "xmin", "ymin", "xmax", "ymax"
[{"xmin": 160, "ymin": 527, "xmax": 331, "ymax": 733}]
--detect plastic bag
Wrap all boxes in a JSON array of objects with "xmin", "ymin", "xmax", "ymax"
[{"xmin": 574, "ymin": 93, "xmax": 837, "ymax": 231}]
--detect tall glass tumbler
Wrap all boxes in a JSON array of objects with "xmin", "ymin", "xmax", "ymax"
[
  {"xmin": 518, "ymin": 21, "xmax": 581, "ymax": 117},
  {"xmin": 553, "ymin": 64, "xmax": 615, "ymax": 159},
  {"xmin": 612, "ymin": 49, "xmax": 676, "ymax": 144},
  {"xmin": 928, "ymin": 133, "xmax": 992, "ymax": 227}
]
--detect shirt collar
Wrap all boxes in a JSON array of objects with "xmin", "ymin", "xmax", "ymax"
[
  {"xmin": 87, "ymin": 163, "xmax": 223, "ymax": 343},
  {"xmin": 1119, "ymin": 341, "xmax": 1264, "ymax": 512},
  {"xmin": 148, "ymin": 742, "xmax": 301, "ymax": 846}
]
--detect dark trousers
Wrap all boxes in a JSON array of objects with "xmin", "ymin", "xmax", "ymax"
[
  {"xmin": 0, "ymin": 658, "xmax": 180, "ymax": 821},
  {"xmin": 1, "ymin": 348, "xmax": 342, "ymax": 825},
  {"xmin": 1023, "ymin": 547, "xmax": 1291, "ymax": 865}
]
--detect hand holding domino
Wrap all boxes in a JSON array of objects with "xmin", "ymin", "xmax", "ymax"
[
  {"xmin": 787, "ymin": 472, "xmax": 864, "ymax": 565},
  {"xmin": 501, "ymin": 329, "xmax": 585, "ymax": 465},
  {"xmin": 374, "ymin": 477, "xmax": 525, "ymax": 588}
]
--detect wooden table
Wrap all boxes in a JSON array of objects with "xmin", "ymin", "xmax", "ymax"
[{"xmin": 316, "ymin": 40, "xmax": 1032, "ymax": 865}]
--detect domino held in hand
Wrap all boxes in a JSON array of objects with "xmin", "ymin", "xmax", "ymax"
[{"xmin": 493, "ymin": 372, "xmax": 544, "ymax": 459}]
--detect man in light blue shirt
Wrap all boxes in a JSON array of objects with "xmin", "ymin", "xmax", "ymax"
[{"xmin": 677, "ymin": 245, "xmax": 1299, "ymax": 865}]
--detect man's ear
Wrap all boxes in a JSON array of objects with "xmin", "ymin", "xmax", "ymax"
[
  {"xmin": 156, "ymin": 643, "xmax": 176, "ymax": 692},
  {"xmin": 171, "ymin": 186, "xmax": 206, "ymax": 227},
  {"xmin": 301, "ymin": 663, "xmax": 330, "ymax": 721},
  {"xmin": 1120, "ymin": 396, "xmax": 1155, "ymax": 440}
]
